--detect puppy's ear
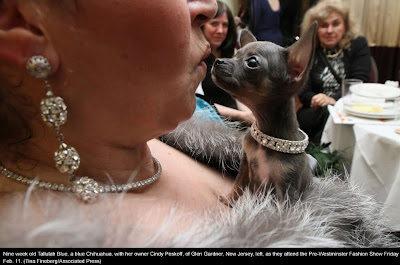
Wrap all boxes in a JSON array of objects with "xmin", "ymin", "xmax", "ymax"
[
  {"xmin": 240, "ymin": 29, "xmax": 257, "ymax": 48},
  {"xmin": 287, "ymin": 21, "xmax": 317, "ymax": 85}
]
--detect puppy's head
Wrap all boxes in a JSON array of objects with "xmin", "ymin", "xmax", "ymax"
[{"xmin": 211, "ymin": 22, "xmax": 317, "ymax": 109}]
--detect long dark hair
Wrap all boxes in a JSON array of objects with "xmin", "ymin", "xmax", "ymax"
[
  {"xmin": 0, "ymin": 64, "xmax": 34, "ymax": 161},
  {"xmin": 214, "ymin": 1, "xmax": 237, "ymax": 58}
]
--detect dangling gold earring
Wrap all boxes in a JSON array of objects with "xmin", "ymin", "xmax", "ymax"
[{"xmin": 26, "ymin": 55, "xmax": 81, "ymax": 181}]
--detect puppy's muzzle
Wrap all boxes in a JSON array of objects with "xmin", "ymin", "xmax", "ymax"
[
  {"xmin": 215, "ymin": 58, "xmax": 227, "ymax": 65},
  {"xmin": 212, "ymin": 59, "xmax": 231, "ymax": 75},
  {"xmin": 211, "ymin": 58, "xmax": 238, "ymax": 93}
]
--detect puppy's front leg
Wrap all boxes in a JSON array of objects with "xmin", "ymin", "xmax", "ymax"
[{"xmin": 219, "ymin": 153, "xmax": 250, "ymax": 206}]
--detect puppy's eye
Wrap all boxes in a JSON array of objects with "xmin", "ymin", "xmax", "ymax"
[{"xmin": 246, "ymin": 57, "xmax": 259, "ymax": 69}]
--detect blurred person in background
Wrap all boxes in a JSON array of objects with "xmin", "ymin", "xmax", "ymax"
[
  {"xmin": 199, "ymin": 0, "xmax": 254, "ymax": 125},
  {"xmin": 252, "ymin": 0, "xmax": 283, "ymax": 46},
  {"xmin": 297, "ymin": 0, "xmax": 370, "ymax": 143},
  {"xmin": 236, "ymin": 0, "xmax": 252, "ymax": 30}
]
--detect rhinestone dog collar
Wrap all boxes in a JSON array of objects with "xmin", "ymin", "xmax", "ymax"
[
  {"xmin": 250, "ymin": 122, "xmax": 309, "ymax": 154},
  {"xmin": 0, "ymin": 156, "xmax": 162, "ymax": 203}
]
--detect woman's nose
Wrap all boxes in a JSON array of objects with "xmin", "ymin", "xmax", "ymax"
[{"xmin": 188, "ymin": 0, "xmax": 218, "ymax": 26}]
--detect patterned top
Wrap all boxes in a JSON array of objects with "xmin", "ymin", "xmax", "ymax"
[
  {"xmin": 299, "ymin": 36, "xmax": 371, "ymax": 108},
  {"xmin": 319, "ymin": 48, "xmax": 345, "ymax": 97}
]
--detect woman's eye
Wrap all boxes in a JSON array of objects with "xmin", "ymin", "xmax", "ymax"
[{"xmin": 246, "ymin": 57, "xmax": 258, "ymax": 68}]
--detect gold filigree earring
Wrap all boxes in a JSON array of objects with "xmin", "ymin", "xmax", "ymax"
[{"xmin": 26, "ymin": 55, "xmax": 81, "ymax": 180}]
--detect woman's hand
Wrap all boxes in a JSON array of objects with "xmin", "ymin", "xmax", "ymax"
[
  {"xmin": 214, "ymin": 103, "xmax": 255, "ymax": 126},
  {"xmin": 235, "ymin": 100, "xmax": 255, "ymax": 125},
  {"xmin": 238, "ymin": 109, "xmax": 256, "ymax": 126},
  {"xmin": 310, "ymin": 93, "xmax": 336, "ymax": 109}
]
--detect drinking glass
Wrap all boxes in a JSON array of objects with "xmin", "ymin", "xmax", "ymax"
[{"xmin": 342, "ymin": 78, "xmax": 363, "ymax": 106}]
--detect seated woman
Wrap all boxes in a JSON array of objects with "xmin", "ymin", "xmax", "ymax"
[
  {"xmin": 0, "ymin": 0, "xmax": 398, "ymax": 247},
  {"xmin": 297, "ymin": 0, "xmax": 371, "ymax": 143},
  {"xmin": 199, "ymin": 1, "xmax": 254, "ymax": 126},
  {"xmin": 200, "ymin": 1, "xmax": 237, "ymax": 109}
]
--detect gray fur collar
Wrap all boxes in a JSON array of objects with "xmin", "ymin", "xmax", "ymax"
[
  {"xmin": 1, "ymin": 177, "xmax": 398, "ymax": 247},
  {"xmin": 1, "ymin": 115, "xmax": 399, "ymax": 247}
]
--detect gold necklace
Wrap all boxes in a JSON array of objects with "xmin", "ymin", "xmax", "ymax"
[
  {"xmin": 0, "ymin": 156, "xmax": 162, "ymax": 203},
  {"xmin": 324, "ymin": 48, "xmax": 343, "ymax": 58}
]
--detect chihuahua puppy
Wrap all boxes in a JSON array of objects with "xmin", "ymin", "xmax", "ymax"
[{"xmin": 212, "ymin": 22, "xmax": 317, "ymax": 204}]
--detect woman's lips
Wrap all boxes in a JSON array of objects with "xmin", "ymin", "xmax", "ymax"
[
  {"xmin": 199, "ymin": 45, "xmax": 211, "ymax": 73},
  {"xmin": 201, "ymin": 45, "xmax": 211, "ymax": 61},
  {"xmin": 212, "ymin": 37, "xmax": 225, "ymax": 42},
  {"xmin": 199, "ymin": 61, "xmax": 207, "ymax": 73}
]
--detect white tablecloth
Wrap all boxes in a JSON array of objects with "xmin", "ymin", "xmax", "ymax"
[
  {"xmin": 321, "ymin": 116, "xmax": 355, "ymax": 162},
  {"xmin": 322, "ymin": 101, "xmax": 400, "ymax": 162},
  {"xmin": 322, "ymin": 102, "xmax": 400, "ymax": 231},
  {"xmin": 350, "ymin": 124, "xmax": 400, "ymax": 231}
]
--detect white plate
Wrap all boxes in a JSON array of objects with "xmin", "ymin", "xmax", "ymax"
[
  {"xmin": 350, "ymin": 83, "xmax": 400, "ymax": 99},
  {"xmin": 344, "ymin": 105, "xmax": 399, "ymax": 119}
]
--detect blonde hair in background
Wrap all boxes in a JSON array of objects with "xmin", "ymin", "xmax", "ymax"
[{"xmin": 301, "ymin": 0, "xmax": 360, "ymax": 49}]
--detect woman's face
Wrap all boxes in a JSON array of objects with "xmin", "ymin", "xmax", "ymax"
[
  {"xmin": 203, "ymin": 12, "xmax": 229, "ymax": 50},
  {"xmin": 317, "ymin": 11, "xmax": 346, "ymax": 49},
  {"xmin": 34, "ymin": 0, "xmax": 216, "ymax": 145}
]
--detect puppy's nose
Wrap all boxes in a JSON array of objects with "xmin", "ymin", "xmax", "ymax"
[{"xmin": 215, "ymin": 58, "xmax": 227, "ymax": 65}]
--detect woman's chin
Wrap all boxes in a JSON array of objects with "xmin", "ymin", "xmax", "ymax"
[
  {"xmin": 321, "ymin": 41, "xmax": 340, "ymax": 49},
  {"xmin": 165, "ymin": 103, "xmax": 196, "ymax": 132},
  {"xmin": 179, "ymin": 101, "xmax": 197, "ymax": 121}
]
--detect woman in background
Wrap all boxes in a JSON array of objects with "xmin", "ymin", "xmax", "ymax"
[
  {"xmin": 235, "ymin": 0, "xmax": 252, "ymax": 30},
  {"xmin": 297, "ymin": 0, "xmax": 370, "ymax": 143},
  {"xmin": 200, "ymin": 1, "xmax": 237, "ymax": 109},
  {"xmin": 199, "ymin": 1, "xmax": 254, "ymax": 125},
  {"xmin": 252, "ymin": 0, "xmax": 283, "ymax": 46}
]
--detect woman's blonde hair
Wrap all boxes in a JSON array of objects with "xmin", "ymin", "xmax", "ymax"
[{"xmin": 301, "ymin": 0, "xmax": 360, "ymax": 49}]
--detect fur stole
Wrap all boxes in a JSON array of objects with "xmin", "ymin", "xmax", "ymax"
[{"xmin": 0, "ymin": 115, "xmax": 399, "ymax": 248}]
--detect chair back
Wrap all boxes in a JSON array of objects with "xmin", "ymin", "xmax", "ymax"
[{"xmin": 370, "ymin": 56, "xmax": 379, "ymax": 83}]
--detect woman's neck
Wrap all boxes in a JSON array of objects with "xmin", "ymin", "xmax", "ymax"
[
  {"xmin": 76, "ymin": 140, "xmax": 155, "ymax": 184},
  {"xmin": 211, "ymin": 47, "xmax": 221, "ymax": 58},
  {"xmin": 320, "ymin": 43, "xmax": 340, "ymax": 50},
  {"xmin": 0, "ymin": 134, "xmax": 157, "ymax": 191},
  {"xmin": 268, "ymin": 0, "xmax": 280, "ymax": 12},
  {"xmin": 321, "ymin": 45, "xmax": 342, "ymax": 58}
]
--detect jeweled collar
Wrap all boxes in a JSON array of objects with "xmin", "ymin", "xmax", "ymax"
[{"xmin": 250, "ymin": 122, "xmax": 309, "ymax": 154}]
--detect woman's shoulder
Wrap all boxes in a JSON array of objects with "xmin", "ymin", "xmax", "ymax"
[
  {"xmin": 148, "ymin": 139, "xmax": 234, "ymax": 197},
  {"xmin": 0, "ymin": 147, "xmax": 233, "ymax": 246},
  {"xmin": 345, "ymin": 36, "xmax": 370, "ymax": 63},
  {"xmin": 0, "ymin": 137, "xmax": 235, "ymax": 246},
  {"xmin": 1, "ymin": 175, "xmax": 399, "ymax": 247},
  {"xmin": 350, "ymin": 36, "xmax": 369, "ymax": 49}
]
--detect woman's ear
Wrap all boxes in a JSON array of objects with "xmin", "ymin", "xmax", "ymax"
[{"xmin": 0, "ymin": 2, "xmax": 59, "ymax": 74}]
